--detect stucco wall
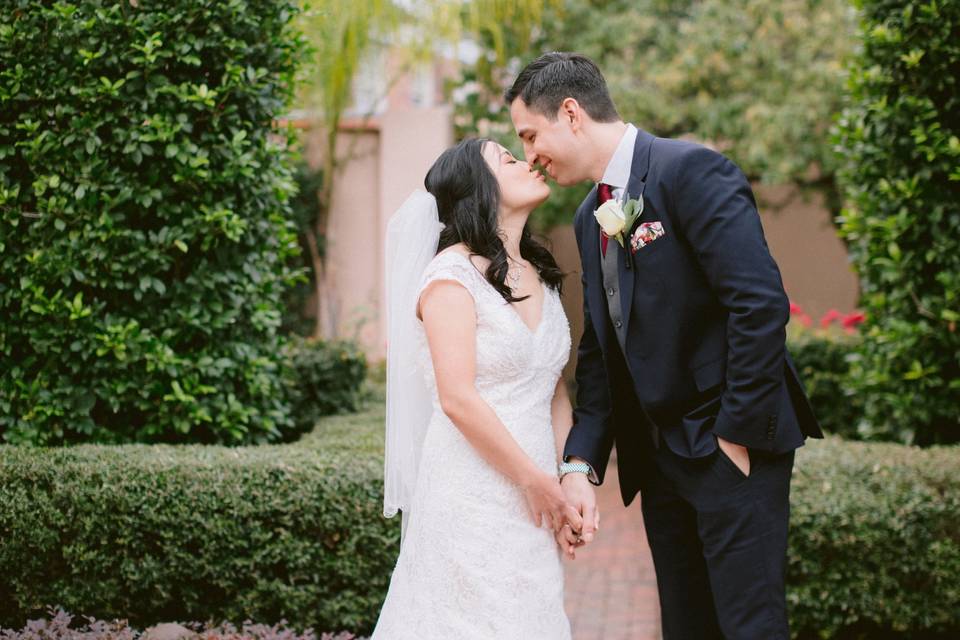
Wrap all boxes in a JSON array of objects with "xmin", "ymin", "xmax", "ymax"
[{"xmin": 322, "ymin": 106, "xmax": 454, "ymax": 358}]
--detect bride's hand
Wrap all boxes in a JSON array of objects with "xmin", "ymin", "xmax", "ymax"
[
  {"xmin": 556, "ymin": 522, "xmax": 581, "ymax": 558},
  {"xmin": 555, "ymin": 505, "xmax": 600, "ymax": 558},
  {"xmin": 521, "ymin": 470, "xmax": 580, "ymax": 532}
]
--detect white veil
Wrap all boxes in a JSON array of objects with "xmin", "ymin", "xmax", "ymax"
[{"xmin": 383, "ymin": 189, "xmax": 443, "ymax": 543}]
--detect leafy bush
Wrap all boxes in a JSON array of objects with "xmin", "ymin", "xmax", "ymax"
[
  {"xmin": 454, "ymin": 0, "xmax": 857, "ymax": 229},
  {"xmin": 3, "ymin": 406, "xmax": 957, "ymax": 638},
  {"xmin": 789, "ymin": 438, "xmax": 960, "ymax": 638},
  {"xmin": 788, "ymin": 333, "xmax": 862, "ymax": 440},
  {"xmin": 284, "ymin": 337, "xmax": 368, "ymax": 438},
  {"xmin": 280, "ymin": 159, "xmax": 323, "ymax": 338},
  {"xmin": 0, "ymin": 606, "xmax": 357, "ymax": 640},
  {"xmin": 833, "ymin": 0, "xmax": 960, "ymax": 445},
  {"xmin": 786, "ymin": 302, "xmax": 865, "ymax": 440},
  {"xmin": 0, "ymin": 404, "xmax": 398, "ymax": 636},
  {"xmin": 0, "ymin": 0, "xmax": 307, "ymax": 446}
]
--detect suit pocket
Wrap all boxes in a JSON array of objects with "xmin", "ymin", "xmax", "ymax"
[
  {"xmin": 691, "ymin": 355, "xmax": 726, "ymax": 392},
  {"xmin": 715, "ymin": 439, "xmax": 750, "ymax": 481},
  {"xmin": 629, "ymin": 234, "xmax": 670, "ymax": 261}
]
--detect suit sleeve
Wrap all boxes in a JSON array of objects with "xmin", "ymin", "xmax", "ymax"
[
  {"xmin": 669, "ymin": 146, "xmax": 790, "ymax": 451},
  {"xmin": 562, "ymin": 209, "xmax": 617, "ymax": 483}
]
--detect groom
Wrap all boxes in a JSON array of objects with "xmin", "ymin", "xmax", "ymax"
[{"xmin": 506, "ymin": 53, "xmax": 823, "ymax": 639}]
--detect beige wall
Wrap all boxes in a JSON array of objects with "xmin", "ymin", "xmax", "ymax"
[
  {"xmin": 323, "ymin": 128, "xmax": 380, "ymax": 347},
  {"xmin": 322, "ymin": 106, "xmax": 454, "ymax": 358},
  {"xmin": 754, "ymin": 183, "xmax": 859, "ymax": 321}
]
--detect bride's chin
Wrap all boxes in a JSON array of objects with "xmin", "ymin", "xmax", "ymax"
[{"xmin": 532, "ymin": 184, "xmax": 550, "ymax": 202}]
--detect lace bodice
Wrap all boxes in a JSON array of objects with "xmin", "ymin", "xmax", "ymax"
[{"xmin": 415, "ymin": 250, "xmax": 571, "ymax": 430}]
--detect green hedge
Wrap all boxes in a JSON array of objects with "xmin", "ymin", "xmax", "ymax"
[
  {"xmin": 833, "ymin": 0, "xmax": 960, "ymax": 445},
  {"xmin": 2, "ymin": 406, "xmax": 957, "ymax": 638},
  {"xmin": 284, "ymin": 337, "xmax": 369, "ymax": 439},
  {"xmin": 788, "ymin": 334, "xmax": 863, "ymax": 440},
  {"xmin": 0, "ymin": 0, "xmax": 306, "ymax": 445},
  {"xmin": 0, "ymin": 403, "xmax": 399, "ymax": 636},
  {"xmin": 789, "ymin": 438, "xmax": 959, "ymax": 638}
]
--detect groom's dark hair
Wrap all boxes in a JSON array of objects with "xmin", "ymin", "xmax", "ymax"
[{"xmin": 504, "ymin": 52, "xmax": 620, "ymax": 122}]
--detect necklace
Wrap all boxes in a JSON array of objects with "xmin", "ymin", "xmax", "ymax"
[{"xmin": 507, "ymin": 254, "xmax": 526, "ymax": 286}]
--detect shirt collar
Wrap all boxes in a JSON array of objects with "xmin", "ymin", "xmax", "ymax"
[{"xmin": 599, "ymin": 123, "xmax": 638, "ymax": 191}]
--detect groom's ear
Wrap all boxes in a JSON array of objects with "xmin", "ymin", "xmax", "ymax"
[{"xmin": 560, "ymin": 98, "xmax": 584, "ymax": 131}]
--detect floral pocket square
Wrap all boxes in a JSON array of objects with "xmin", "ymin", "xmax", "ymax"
[{"xmin": 630, "ymin": 221, "xmax": 666, "ymax": 254}]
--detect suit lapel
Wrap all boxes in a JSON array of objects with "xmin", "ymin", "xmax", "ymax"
[
  {"xmin": 618, "ymin": 128, "xmax": 656, "ymax": 340},
  {"xmin": 579, "ymin": 185, "xmax": 609, "ymax": 352}
]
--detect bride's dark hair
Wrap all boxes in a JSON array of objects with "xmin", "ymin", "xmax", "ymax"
[{"xmin": 424, "ymin": 138, "xmax": 563, "ymax": 302}]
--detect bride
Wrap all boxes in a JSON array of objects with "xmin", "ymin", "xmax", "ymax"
[{"xmin": 372, "ymin": 138, "xmax": 591, "ymax": 638}]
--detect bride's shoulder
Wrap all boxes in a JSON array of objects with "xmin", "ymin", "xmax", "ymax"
[
  {"xmin": 432, "ymin": 244, "xmax": 488, "ymax": 272},
  {"xmin": 417, "ymin": 245, "xmax": 485, "ymax": 320},
  {"xmin": 418, "ymin": 245, "xmax": 490, "ymax": 305}
]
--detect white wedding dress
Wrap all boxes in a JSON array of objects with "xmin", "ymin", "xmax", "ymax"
[{"xmin": 371, "ymin": 250, "xmax": 573, "ymax": 639}]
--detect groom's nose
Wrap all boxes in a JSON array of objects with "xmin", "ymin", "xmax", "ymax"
[{"xmin": 521, "ymin": 142, "xmax": 536, "ymax": 164}]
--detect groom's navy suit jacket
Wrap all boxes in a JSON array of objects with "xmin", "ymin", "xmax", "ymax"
[{"xmin": 563, "ymin": 128, "xmax": 824, "ymax": 506}]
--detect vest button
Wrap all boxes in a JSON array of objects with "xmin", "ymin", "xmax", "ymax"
[
  {"xmin": 607, "ymin": 287, "xmax": 615, "ymax": 296},
  {"xmin": 614, "ymin": 320, "xmax": 623, "ymax": 328}
]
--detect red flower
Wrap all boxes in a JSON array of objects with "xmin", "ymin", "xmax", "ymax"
[
  {"xmin": 789, "ymin": 301, "xmax": 804, "ymax": 315},
  {"xmin": 842, "ymin": 311, "xmax": 866, "ymax": 329},
  {"xmin": 820, "ymin": 309, "xmax": 843, "ymax": 328},
  {"xmin": 798, "ymin": 314, "xmax": 813, "ymax": 328}
]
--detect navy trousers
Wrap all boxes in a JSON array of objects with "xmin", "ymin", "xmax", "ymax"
[{"xmin": 639, "ymin": 432, "xmax": 796, "ymax": 639}]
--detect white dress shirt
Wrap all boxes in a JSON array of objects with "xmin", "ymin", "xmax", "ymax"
[{"xmin": 599, "ymin": 123, "xmax": 638, "ymax": 201}]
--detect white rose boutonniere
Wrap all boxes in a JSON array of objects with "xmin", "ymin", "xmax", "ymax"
[{"xmin": 593, "ymin": 194, "xmax": 644, "ymax": 248}]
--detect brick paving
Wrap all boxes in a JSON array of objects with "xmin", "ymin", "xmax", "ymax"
[{"xmin": 563, "ymin": 459, "xmax": 662, "ymax": 640}]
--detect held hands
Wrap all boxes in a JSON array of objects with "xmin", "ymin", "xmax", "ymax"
[
  {"xmin": 521, "ymin": 469, "xmax": 584, "ymax": 534},
  {"xmin": 555, "ymin": 471, "xmax": 599, "ymax": 559}
]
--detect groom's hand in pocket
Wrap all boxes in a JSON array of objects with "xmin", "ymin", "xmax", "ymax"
[{"xmin": 717, "ymin": 435, "xmax": 751, "ymax": 477}]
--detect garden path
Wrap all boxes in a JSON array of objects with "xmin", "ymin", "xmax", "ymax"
[{"xmin": 563, "ymin": 459, "xmax": 662, "ymax": 640}]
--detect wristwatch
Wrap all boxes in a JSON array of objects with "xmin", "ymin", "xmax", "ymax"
[{"xmin": 558, "ymin": 460, "xmax": 597, "ymax": 483}]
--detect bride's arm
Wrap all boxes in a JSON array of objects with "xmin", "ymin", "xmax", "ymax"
[
  {"xmin": 550, "ymin": 377, "xmax": 574, "ymax": 466},
  {"xmin": 420, "ymin": 279, "xmax": 578, "ymax": 531}
]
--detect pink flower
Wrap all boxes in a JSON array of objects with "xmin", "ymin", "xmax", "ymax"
[
  {"xmin": 798, "ymin": 314, "xmax": 813, "ymax": 328},
  {"xmin": 820, "ymin": 309, "xmax": 843, "ymax": 328},
  {"xmin": 789, "ymin": 301, "xmax": 804, "ymax": 315},
  {"xmin": 842, "ymin": 311, "xmax": 866, "ymax": 330}
]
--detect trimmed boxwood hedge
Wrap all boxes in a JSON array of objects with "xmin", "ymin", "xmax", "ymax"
[
  {"xmin": 789, "ymin": 438, "xmax": 959, "ymax": 638},
  {"xmin": 0, "ymin": 403, "xmax": 399, "ymax": 636},
  {"xmin": 1, "ymin": 405, "xmax": 957, "ymax": 638}
]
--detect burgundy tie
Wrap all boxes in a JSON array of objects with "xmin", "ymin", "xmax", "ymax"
[{"xmin": 597, "ymin": 182, "xmax": 614, "ymax": 257}]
